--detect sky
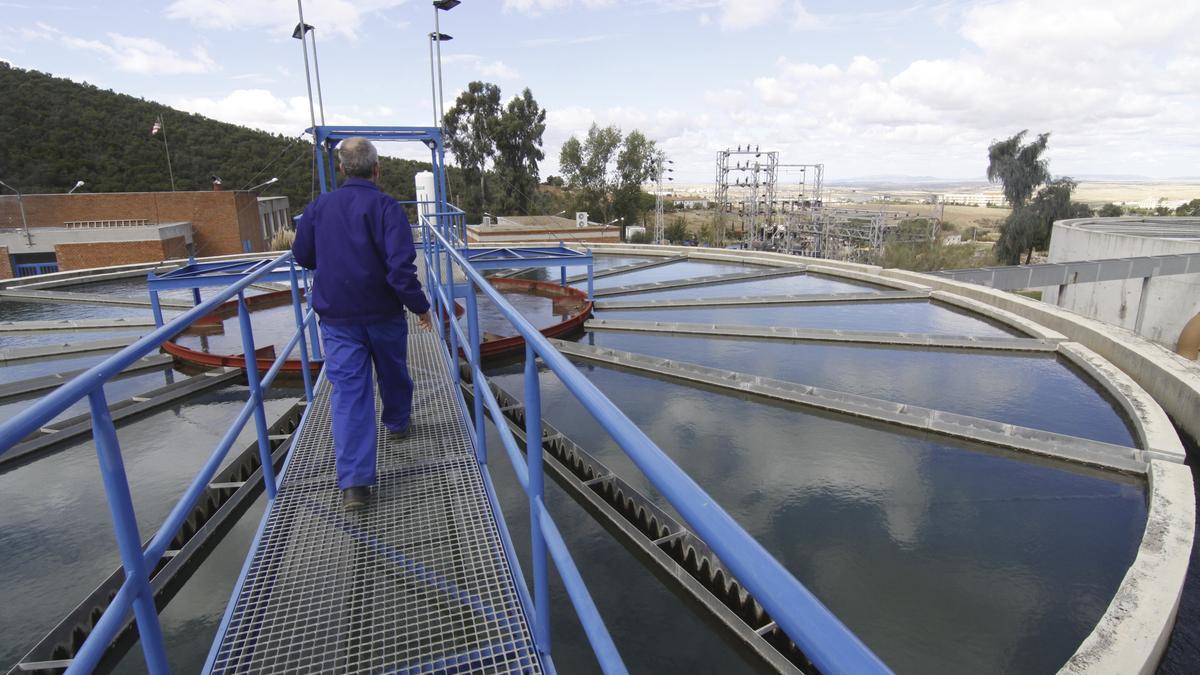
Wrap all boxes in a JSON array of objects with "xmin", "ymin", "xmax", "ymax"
[{"xmin": 2, "ymin": 0, "xmax": 1199, "ymax": 183}]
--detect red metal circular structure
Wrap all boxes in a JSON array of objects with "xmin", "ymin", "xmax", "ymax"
[{"xmin": 161, "ymin": 280, "xmax": 593, "ymax": 372}]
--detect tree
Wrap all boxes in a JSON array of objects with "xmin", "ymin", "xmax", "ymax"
[
  {"xmin": 559, "ymin": 124, "xmax": 621, "ymax": 222},
  {"xmin": 987, "ymin": 130, "xmax": 1050, "ymax": 208},
  {"xmin": 559, "ymin": 124, "xmax": 660, "ymax": 229},
  {"xmin": 490, "ymin": 88, "xmax": 546, "ymax": 216},
  {"xmin": 443, "ymin": 81, "xmax": 501, "ymax": 219},
  {"xmin": 613, "ymin": 131, "xmax": 660, "ymax": 229},
  {"xmin": 996, "ymin": 177, "xmax": 1078, "ymax": 264},
  {"xmin": 987, "ymin": 130, "xmax": 1078, "ymax": 265},
  {"xmin": 1174, "ymin": 199, "xmax": 1200, "ymax": 216},
  {"xmin": 664, "ymin": 217, "xmax": 689, "ymax": 243},
  {"xmin": 1098, "ymin": 202, "xmax": 1124, "ymax": 217}
]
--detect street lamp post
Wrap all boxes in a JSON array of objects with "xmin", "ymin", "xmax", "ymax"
[
  {"xmin": 428, "ymin": 31, "xmax": 454, "ymax": 128},
  {"xmin": 432, "ymin": 0, "xmax": 460, "ymax": 127},
  {"xmin": 0, "ymin": 179, "xmax": 32, "ymax": 246}
]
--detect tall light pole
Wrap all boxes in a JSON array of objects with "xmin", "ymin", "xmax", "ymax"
[
  {"xmin": 428, "ymin": 31, "xmax": 454, "ymax": 128},
  {"xmin": 0, "ymin": 179, "xmax": 31, "ymax": 246},
  {"xmin": 432, "ymin": 0, "xmax": 460, "ymax": 127},
  {"xmin": 292, "ymin": 5, "xmax": 318, "ymax": 135}
]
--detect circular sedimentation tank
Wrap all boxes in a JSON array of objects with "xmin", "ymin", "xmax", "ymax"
[{"xmin": 0, "ymin": 246, "xmax": 1194, "ymax": 674}]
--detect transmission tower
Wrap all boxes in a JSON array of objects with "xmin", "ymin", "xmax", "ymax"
[
  {"xmin": 653, "ymin": 155, "xmax": 674, "ymax": 244},
  {"xmin": 714, "ymin": 146, "xmax": 778, "ymax": 245}
]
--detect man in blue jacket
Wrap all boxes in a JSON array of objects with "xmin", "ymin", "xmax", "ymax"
[{"xmin": 293, "ymin": 137, "xmax": 432, "ymax": 511}]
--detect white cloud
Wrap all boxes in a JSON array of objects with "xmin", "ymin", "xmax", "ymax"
[
  {"xmin": 165, "ymin": 0, "xmax": 408, "ymax": 39},
  {"xmin": 27, "ymin": 24, "xmax": 216, "ymax": 75},
  {"xmin": 791, "ymin": 1, "xmax": 827, "ymax": 31},
  {"xmin": 479, "ymin": 61, "xmax": 519, "ymax": 80},
  {"xmin": 718, "ymin": 0, "xmax": 782, "ymax": 31},
  {"xmin": 175, "ymin": 89, "xmax": 318, "ymax": 134},
  {"xmin": 502, "ymin": 0, "xmax": 614, "ymax": 15}
]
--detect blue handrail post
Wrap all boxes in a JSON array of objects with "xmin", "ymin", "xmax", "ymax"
[
  {"xmin": 466, "ymin": 279, "xmax": 485, "ymax": 465},
  {"xmin": 303, "ymin": 269, "xmax": 322, "ymax": 361},
  {"xmin": 524, "ymin": 344, "xmax": 551, "ymax": 657},
  {"xmin": 586, "ymin": 265, "xmax": 595, "ymax": 301},
  {"xmin": 87, "ymin": 388, "xmax": 171, "ymax": 674},
  {"xmin": 237, "ymin": 292, "xmax": 278, "ymax": 500},
  {"xmin": 287, "ymin": 261, "xmax": 314, "ymax": 403},
  {"xmin": 149, "ymin": 289, "xmax": 165, "ymax": 328}
]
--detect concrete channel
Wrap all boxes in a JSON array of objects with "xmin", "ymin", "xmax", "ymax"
[
  {"xmin": 594, "ymin": 289, "xmax": 929, "ymax": 310},
  {"xmin": 564, "ymin": 254, "xmax": 688, "ymax": 284},
  {"xmin": 592, "ymin": 268, "xmax": 807, "ymax": 298},
  {"xmin": 585, "ymin": 318, "xmax": 1062, "ymax": 352},
  {"xmin": 0, "ymin": 318, "xmax": 158, "ymax": 334},
  {"xmin": 0, "ymin": 370, "xmax": 242, "ymax": 468},
  {"xmin": 0, "ymin": 288, "xmax": 191, "ymax": 309},
  {"xmin": 0, "ymin": 354, "xmax": 173, "ymax": 404},
  {"xmin": 551, "ymin": 340, "xmax": 1145, "ymax": 474},
  {"xmin": 0, "ymin": 337, "xmax": 146, "ymax": 365}
]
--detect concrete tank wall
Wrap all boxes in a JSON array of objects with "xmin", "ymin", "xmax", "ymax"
[{"xmin": 1041, "ymin": 218, "xmax": 1200, "ymax": 350}]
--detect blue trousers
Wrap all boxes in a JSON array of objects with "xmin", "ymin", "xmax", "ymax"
[{"xmin": 320, "ymin": 316, "xmax": 413, "ymax": 489}]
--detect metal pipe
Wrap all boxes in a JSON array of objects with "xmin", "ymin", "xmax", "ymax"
[
  {"xmin": 524, "ymin": 343, "xmax": 551, "ymax": 656},
  {"xmin": 86, "ymin": 388, "xmax": 171, "ymax": 674},
  {"xmin": 289, "ymin": 261, "xmax": 315, "ymax": 401},
  {"xmin": 466, "ymin": 279, "xmax": 485, "ymax": 464},
  {"xmin": 309, "ymin": 27, "xmax": 326, "ymax": 125},
  {"xmin": 428, "ymin": 34, "xmax": 439, "ymax": 128},
  {"xmin": 434, "ymin": 7, "xmax": 447, "ymax": 125},
  {"xmin": 238, "ymin": 292, "xmax": 278, "ymax": 500},
  {"xmin": 295, "ymin": 0, "xmax": 318, "ymax": 135}
]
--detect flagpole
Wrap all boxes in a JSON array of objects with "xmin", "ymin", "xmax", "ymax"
[{"xmin": 158, "ymin": 115, "xmax": 177, "ymax": 191}]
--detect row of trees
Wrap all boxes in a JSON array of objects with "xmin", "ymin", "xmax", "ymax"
[
  {"xmin": 442, "ymin": 82, "xmax": 547, "ymax": 220},
  {"xmin": 441, "ymin": 81, "xmax": 663, "ymax": 229}
]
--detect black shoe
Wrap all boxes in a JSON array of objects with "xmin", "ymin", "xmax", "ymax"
[
  {"xmin": 388, "ymin": 424, "xmax": 412, "ymax": 440},
  {"xmin": 343, "ymin": 486, "xmax": 370, "ymax": 511}
]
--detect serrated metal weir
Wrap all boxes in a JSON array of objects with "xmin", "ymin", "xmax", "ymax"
[{"xmin": 209, "ymin": 317, "xmax": 542, "ymax": 674}]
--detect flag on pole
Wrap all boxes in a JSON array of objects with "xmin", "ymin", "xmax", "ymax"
[{"xmin": 151, "ymin": 119, "xmax": 161, "ymax": 136}]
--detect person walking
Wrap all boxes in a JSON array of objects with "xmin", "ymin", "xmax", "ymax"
[{"xmin": 292, "ymin": 137, "xmax": 432, "ymax": 511}]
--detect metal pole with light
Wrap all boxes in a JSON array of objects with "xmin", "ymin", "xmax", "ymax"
[
  {"xmin": 432, "ymin": 0, "xmax": 460, "ymax": 126},
  {"xmin": 428, "ymin": 31, "xmax": 454, "ymax": 127},
  {"xmin": 292, "ymin": 8, "xmax": 319, "ymax": 135},
  {"xmin": 0, "ymin": 179, "xmax": 32, "ymax": 246},
  {"xmin": 307, "ymin": 25, "xmax": 327, "ymax": 125},
  {"xmin": 248, "ymin": 177, "xmax": 280, "ymax": 192}
]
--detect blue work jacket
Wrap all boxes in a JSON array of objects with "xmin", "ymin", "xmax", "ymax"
[{"xmin": 292, "ymin": 177, "xmax": 430, "ymax": 325}]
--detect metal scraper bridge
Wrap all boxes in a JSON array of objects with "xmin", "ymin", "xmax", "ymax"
[{"xmin": 0, "ymin": 126, "xmax": 890, "ymax": 674}]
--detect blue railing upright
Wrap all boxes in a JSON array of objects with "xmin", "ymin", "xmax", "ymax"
[
  {"xmin": 417, "ymin": 209, "xmax": 893, "ymax": 675},
  {"xmin": 0, "ymin": 253, "xmax": 318, "ymax": 674}
]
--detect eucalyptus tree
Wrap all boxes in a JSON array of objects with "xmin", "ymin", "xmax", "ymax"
[
  {"xmin": 443, "ymin": 81, "xmax": 502, "ymax": 218},
  {"xmin": 492, "ymin": 88, "xmax": 546, "ymax": 215}
]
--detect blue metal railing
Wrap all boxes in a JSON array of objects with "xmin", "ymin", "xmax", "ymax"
[
  {"xmin": 0, "ymin": 252, "xmax": 318, "ymax": 674},
  {"xmin": 419, "ymin": 210, "xmax": 892, "ymax": 674}
]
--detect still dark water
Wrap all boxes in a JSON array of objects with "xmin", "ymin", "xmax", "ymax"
[{"xmin": 0, "ymin": 255, "xmax": 1156, "ymax": 674}]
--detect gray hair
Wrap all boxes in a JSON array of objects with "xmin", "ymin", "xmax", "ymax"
[{"xmin": 338, "ymin": 137, "xmax": 378, "ymax": 179}]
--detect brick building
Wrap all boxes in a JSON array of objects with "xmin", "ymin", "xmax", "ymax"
[{"xmin": 0, "ymin": 190, "xmax": 286, "ymax": 279}]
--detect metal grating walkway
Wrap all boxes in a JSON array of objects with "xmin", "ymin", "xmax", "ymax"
[{"xmin": 209, "ymin": 317, "xmax": 543, "ymax": 674}]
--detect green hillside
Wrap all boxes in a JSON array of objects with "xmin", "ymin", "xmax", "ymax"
[{"xmin": 0, "ymin": 63, "xmax": 442, "ymax": 213}]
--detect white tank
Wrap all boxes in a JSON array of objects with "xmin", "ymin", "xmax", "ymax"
[{"xmin": 414, "ymin": 171, "xmax": 437, "ymax": 228}]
